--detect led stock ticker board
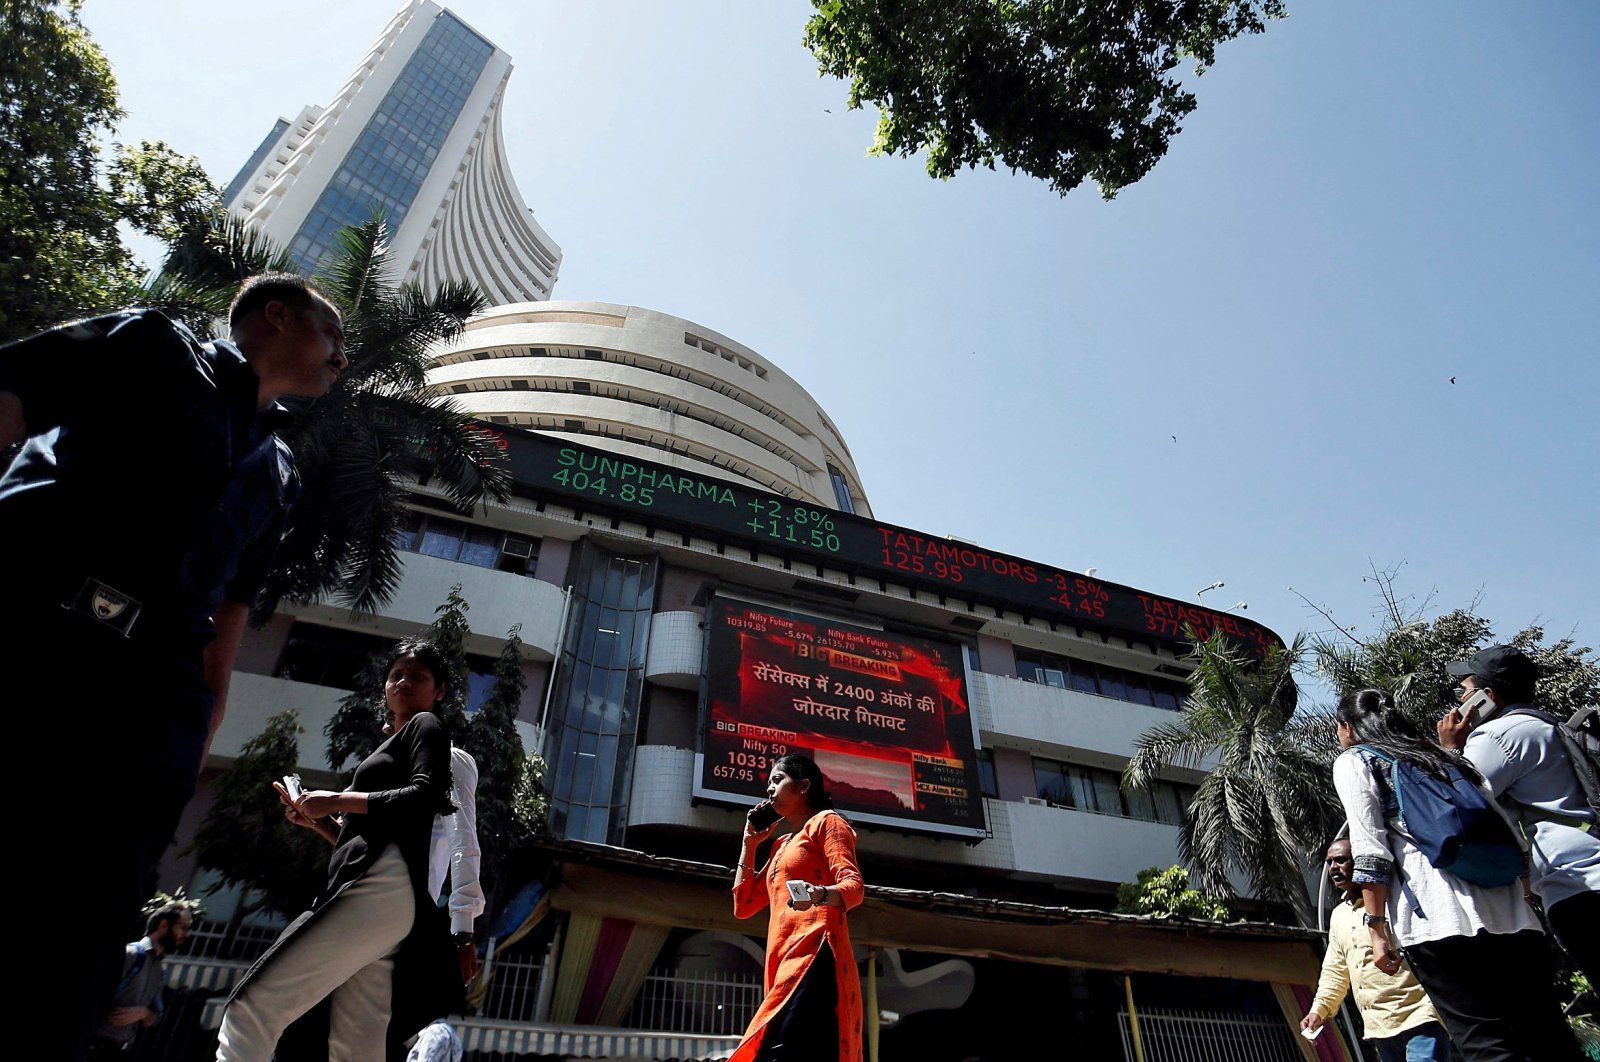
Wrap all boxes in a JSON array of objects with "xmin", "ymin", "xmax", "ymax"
[
  {"xmin": 697, "ymin": 598, "xmax": 984, "ymax": 837},
  {"xmin": 492, "ymin": 426, "xmax": 1282, "ymax": 656}
]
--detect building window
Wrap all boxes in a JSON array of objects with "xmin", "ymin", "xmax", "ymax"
[
  {"xmin": 273, "ymin": 622, "xmax": 499, "ymax": 711},
  {"xmin": 1031, "ymin": 756, "xmax": 1193, "ymax": 825},
  {"xmin": 1013, "ymin": 649, "xmax": 1187, "ymax": 711},
  {"xmin": 393, "ymin": 510, "xmax": 539, "ymax": 577},
  {"xmin": 826, "ymin": 465, "xmax": 856, "ymax": 514},
  {"xmin": 975, "ymin": 748, "xmax": 998, "ymax": 798}
]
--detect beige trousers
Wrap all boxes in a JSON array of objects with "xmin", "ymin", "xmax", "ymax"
[{"xmin": 217, "ymin": 844, "xmax": 415, "ymax": 1062}]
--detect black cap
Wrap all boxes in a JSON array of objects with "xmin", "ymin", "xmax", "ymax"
[{"xmin": 1446, "ymin": 644, "xmax": 1538, "ymax": 699}]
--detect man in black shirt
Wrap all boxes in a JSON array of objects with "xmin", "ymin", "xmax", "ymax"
[{"xmin": 0, "ymin": 274, "xmax": 345, "ymax": 1060}]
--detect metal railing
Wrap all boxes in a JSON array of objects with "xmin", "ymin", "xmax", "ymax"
[
  {"xmin": 478, "ymin": 954, "xmax": 548, "ymax": 1022},
  {"xmin": 183, "ymin": 917, "xmax": 284, "ymax": 963},
  {"xmin": 1118, "ymin": 1008, "xmax": 1302, "ymax": 1061},
  {"xmin": 624, "ymin": 966, "xmax": 762, "ymax": 1036},
  {"xmin": 476, "ymin": 956, "xmax": 759, "ymax": 1036}
]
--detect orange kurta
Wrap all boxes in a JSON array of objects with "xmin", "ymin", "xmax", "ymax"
[{"xmin": 730, "ymin": 809, "xmax": 865, "ymax": 1062}]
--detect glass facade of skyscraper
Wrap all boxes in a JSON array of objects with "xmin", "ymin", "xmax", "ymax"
[
  {"xmin": 287, "ymin": 10, "xmax": 493, "ymax": 271},
  {"xmin": 543, "ymin": 545, "xmax": 657, "ymax": 846}
]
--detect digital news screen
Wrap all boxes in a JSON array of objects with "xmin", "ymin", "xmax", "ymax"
[{"xmin": 696, "ymin": 597, "xmax": 986, "ymax": 837}]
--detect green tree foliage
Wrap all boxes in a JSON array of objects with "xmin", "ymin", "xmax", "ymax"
[
  {"xmin": 464, "ymin": 623, "xmax": 548, "ymax": 903},
  {"xmin": 0, "ymin": 2, "xmax": 218, "ymax": 340},
  {"xmin": 1114, "ymin": 865, "xmax": 1230, "ymax": 921},
  {"xmin": 1126, "ymin": 631, "xmax": 1342, "ymax": 925},
  {"xmin": 803, "ymin": 0, "xmax": 1285, "ymax": 198},
  {"xmin": 108, "ymin": 140, "xmax": 221, "ymax": 246},
  {"xmin": 157, "ymin": 212, "xmax": 509, "ymax": 615},
  {"xmin": 1309, "ymin": 569, "xmax": 1600, "ymax": 733},
  {"xmin": 424, "ymin": 583, "xmax": 472, "ymax": 736},
  {"xmin": 190, "ymin": 711, "xmax": 327, "ymax": 921}
]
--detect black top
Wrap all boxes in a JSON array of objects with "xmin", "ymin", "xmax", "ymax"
[
  {"xmin": 323, "ymin": 711, "xmax": 454, "ymax": 903},
  {"xmin": 0, "ymin": 309, "xmax": 299, "ymax": 654}
]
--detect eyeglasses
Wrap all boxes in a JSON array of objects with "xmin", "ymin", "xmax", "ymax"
[{"xmin": 1453, "ymin": 683, "xmax": 1482, "ymax": 702}]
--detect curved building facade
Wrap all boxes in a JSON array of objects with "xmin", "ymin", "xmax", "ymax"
[
  {"xmin": 427, "ymin": 301, "xmax": 872, "ymax": 514},
  {"xmin": 223, "ymin": 0, "xmax": 561, "ymax": 304}
]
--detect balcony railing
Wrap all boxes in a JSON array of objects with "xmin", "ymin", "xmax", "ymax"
[
  {"xmin": 1117, "ymin": 1008, "xmax": 1301, "ymax": 1061},
  {"xmin": 625, "ymin": 967, "xmax": 761, "ymax": 1036}
]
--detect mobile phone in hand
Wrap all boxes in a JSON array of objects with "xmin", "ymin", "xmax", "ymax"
[
  {"xmin": 1458, "ymin": 689, "xmax": 1493, "ymax": 724},
  {"xmin": 747, "ymin": 801, "xmax": 779, "ymax": 830},
  {"xmin": 282, "ymin": 774, "xmax": 304, "ymax": 801},
  {"xmin": 786, "ymin": 880, "xmax": 812, "ymax": 905}
]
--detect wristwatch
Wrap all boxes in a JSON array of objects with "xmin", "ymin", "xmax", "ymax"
[{"xmin": 1361, "ymin": 913, "xmax": 1389, "ymax": 927}]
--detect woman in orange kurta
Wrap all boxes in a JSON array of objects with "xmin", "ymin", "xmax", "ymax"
[{"xmin": 731, "ymin": 755, "xmax": 865, "ymax": 1062}]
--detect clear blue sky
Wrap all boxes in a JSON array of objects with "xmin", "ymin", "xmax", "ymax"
[{"xmin": 83, "ymin": 1, "xmax": 1599, "ymax": 691}]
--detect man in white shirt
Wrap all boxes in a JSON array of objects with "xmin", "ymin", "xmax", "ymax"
[
  {"xmin": 1439, "ymin": 644, "xmax": 1599, "ymax": 982},
  {"xmin": 433, "ymin": 745, "xmax": 486, "ymax": 986}
]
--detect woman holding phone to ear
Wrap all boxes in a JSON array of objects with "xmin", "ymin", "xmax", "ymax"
[{"xmin": 731, "ymin": 755, "xmax": 865, "ymax": 1062}]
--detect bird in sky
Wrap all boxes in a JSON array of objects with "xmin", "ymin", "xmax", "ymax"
[
  {"xmin": 1450, "ymin": 376, "xmax": 1457, "ymax": 384},
  {"xmin": 1171, "ymin": 435, "xmax": 1177, "ymax": 443}
]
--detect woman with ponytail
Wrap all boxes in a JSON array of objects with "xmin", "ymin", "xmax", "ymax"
[
  {"xmin": 731, "ymin": 755, "xmax": 864, "ymax": 1062},
  {"xmin": 1333, "ymin": 688, "xmax": 1580, "ymax": 1060}
]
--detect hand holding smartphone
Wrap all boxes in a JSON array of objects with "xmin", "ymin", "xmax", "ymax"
[
  {"xmin": 747, "ymin": 801, "xmax": 779, "ymax": 831},
  {"xmin": 785, "ymin": 880, "xmax": 813, "ymax": 907},
  {"xmin": 1458, "ymin": 689, "xmax": 1493, "ymax": 723},
  {"xmin": 282, "ymin": 774, "xmax": 304, "ymax": 801}
]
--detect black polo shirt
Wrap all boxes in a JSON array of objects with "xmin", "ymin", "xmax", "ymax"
[{"xmin": 0, "ymin": 309, "xmax": 300, "ymax": 660}]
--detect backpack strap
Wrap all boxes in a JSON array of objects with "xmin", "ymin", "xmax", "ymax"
[
  {"xmin": 114, "ymin": 940, "xmax": 150, "ymax": 1001},
  {"xmin": 1500, "ymin": 708, "xmax": 1598, "ymax": 833}
]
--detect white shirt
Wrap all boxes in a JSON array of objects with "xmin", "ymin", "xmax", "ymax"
[
  {"xmin": 407, "ymin": 1019, "xmax": 463, "ymax": 1062},
  {"xmin": 1463, "ymin": 710, "xmax": 1600, "ymax": 910},
  {"xmin": 428, "ymin": 746, "xmax": 485, "ymax": 935},
  {"xmin": 1333, "ymin": 748, "xmax": 1540, "ymax": 947}
]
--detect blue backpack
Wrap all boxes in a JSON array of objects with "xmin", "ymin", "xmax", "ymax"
[{"xmin": 1358, "ymin": 745, "xmax": 1525, "ymax": 888}]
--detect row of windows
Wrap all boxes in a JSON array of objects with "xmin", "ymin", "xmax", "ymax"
[
  {"xmin": 1014, "ymin": 648, "xmax": 1189, "ymax": 712},
  {"xmin": 1032, "ymin": 757, "xmax": 1194, "ymax": 826},
  {"xmin": 972, "ymin": 751, "xmax": 1194, "ymax": 826},
  {"xmin": 392, "ymin": 511, "xmax": 540, "ymax": 577},
  {"xmin": 442, "ymin": 374, "xmax": 806, "ymax": 467},
  {"xmin": 273, "ymin": 622, "xmax": 500, "ymax": 713}
]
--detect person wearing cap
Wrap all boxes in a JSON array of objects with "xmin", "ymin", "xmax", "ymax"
[{"xmin": 1438, "ymin": 644, "xmax": 1600, "ymax": 981}]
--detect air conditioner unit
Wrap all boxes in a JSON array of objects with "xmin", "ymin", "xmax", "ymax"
[
  {"xmin": 501, "ymin": 538, "xmax": 536, "ymax": 560},
  {"xmin": 1021, "ymin": 797, "xmax": 1050, "ymax": 807}
]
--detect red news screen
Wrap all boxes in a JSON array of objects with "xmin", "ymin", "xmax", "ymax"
[{"xmin": 697, "ymin": 598, "xmax": 986, "ymax": 837}]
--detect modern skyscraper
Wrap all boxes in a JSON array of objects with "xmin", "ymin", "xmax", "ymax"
[{"xmin": 223, "ymin": 0, "xmax": 561, "ymax": 304}]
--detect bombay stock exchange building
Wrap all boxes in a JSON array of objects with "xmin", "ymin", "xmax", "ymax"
[
  {"xmin": 222, "ymin": 0, "xmax": 562, "ymax": 303},
  {"xmin": 157, "ymin": 3, "xmax": 1334, "ymax": 1058}
]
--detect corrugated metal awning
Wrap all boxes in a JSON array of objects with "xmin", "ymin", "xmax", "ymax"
[{"xmin": 460, "ymin": 1019, "xmax": 740, "ymax": 1060}]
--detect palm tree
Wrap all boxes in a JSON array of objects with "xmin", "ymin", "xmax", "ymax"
[
  {"xmin": 1125, "ymin": 630, "xmax": 1342, "ymax": 926},
  {"xmin": 151, "ymin": 210, "xmax": 509, "ymax": 614}
]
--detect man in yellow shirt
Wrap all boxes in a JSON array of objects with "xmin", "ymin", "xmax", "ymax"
[{"xmin": 1303, "ymin": 838, "xmax": 1452, "ymax": 1061}]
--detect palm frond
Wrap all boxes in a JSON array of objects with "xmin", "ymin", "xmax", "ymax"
[{"xmin": 320, "ymin": 213, "xmax": 394, "ymax": 326}]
